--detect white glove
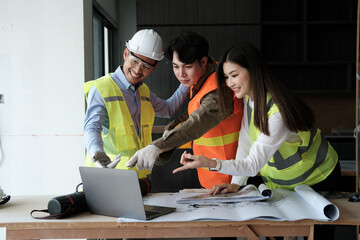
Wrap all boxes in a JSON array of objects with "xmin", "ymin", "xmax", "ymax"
[
  {"xmin": 108, "ymin": 154, "xmax": 122, "ymax": 169},
  {"xmin": 125, "ymin": 145, "xmax": 162, "ymax": 171},
  {"xmin": 92, "ymin": 151, "xmax": 121, "ymax": 168}
]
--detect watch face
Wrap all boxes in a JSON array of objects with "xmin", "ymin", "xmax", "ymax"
[{"xmin": 0, "ymin": 195, "xmax": 10, "ymax": 205}]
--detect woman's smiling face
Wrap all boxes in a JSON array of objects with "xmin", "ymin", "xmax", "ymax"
[{"xmin": 223, "ymin": 61, "xmax": 252, "ymax": 99}]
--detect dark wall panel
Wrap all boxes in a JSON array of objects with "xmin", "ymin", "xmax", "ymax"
[
  {"xmin": 137, "ymin": 0, "xmax": 260, "ymax": 25},
  {"xmin": 137, "ymin": 0, "xmax": 356, "ymax": 132},
  {"xmin": 137, "ymin": 0, "xmax": 261, "ymax": 127}
]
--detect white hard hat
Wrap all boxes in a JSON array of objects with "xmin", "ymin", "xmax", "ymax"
[{"xmin": 126, "ymin": 29, "xmax": 164, "ymax": 61}]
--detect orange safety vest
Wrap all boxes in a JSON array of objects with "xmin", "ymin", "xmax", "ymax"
[{"xmin": 188, "ymin": 72, "xmax": 243, "ymax": 189}]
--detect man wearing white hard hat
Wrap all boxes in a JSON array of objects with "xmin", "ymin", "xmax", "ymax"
[{"xmin": 83, "ymin": 29, "xmax": 189, "ymax": 179}]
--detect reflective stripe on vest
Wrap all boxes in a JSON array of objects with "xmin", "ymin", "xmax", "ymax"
[
  {"xmin": 246, "ymin": 94, "xmax": 338, "ymax": 190},
  {"xmin": 83, "ymin": 75, "xmax": 154, "ymax": 178},
  {"xmin": 188, "ymin": 72, "xmax": 243, "ymax": 189},
  {"xmin": 194, "ymin": 132, "xmax": 239, "ymax": 147}
]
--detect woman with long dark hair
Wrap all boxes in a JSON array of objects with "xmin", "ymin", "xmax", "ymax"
[{"xmin": 173, "ymin": 42, "xmax": 340, "ymax": 194}]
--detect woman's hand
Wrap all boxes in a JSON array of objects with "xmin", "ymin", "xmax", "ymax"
[
  {"xmin": 172, "ymin": 151, "xmax": 213, "ymax": 174},
  {"xmin": 209, "ymin": 183, "xmax": 241, "ymax": 195}
]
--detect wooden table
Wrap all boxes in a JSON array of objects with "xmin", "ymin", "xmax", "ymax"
[{"xmin": 0, "ymin": 196, "xmax": 359, "ymax": 240}]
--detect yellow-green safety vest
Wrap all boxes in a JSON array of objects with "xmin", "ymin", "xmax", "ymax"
[
  {"xmin": 83, "ymin": 75, "xmax": 154, "ymax": 178},
  {"xmin": 246, "ymin": 94, "xmax": 338, "ymax": 190}
]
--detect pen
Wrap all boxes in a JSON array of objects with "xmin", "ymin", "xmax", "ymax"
[{"xmin": 190, "ymin": 203, "xmax": 219, "ymax": 208}]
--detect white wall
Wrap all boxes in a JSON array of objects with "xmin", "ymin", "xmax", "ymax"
[{"xmin": 0, "ymin": 0, "xmax": 86, "ymax": 195}]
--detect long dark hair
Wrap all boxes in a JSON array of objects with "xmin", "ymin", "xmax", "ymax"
[{"xmin": 216, "ymin": 43, "xmax": 314, "ymax": 135}]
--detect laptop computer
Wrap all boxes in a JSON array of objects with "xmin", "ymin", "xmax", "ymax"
[{"xmin": 79, "ymin": 166, "xmax": 176, "ymax": 220}]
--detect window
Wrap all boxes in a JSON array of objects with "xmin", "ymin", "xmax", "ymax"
[{"xmin": 93, "ymin": 8, "xmax": 116, "ymax": 79}]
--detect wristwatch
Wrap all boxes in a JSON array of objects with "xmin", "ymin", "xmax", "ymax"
[{"xmin": 209, "ymin": 158, "xmax": 222, "ymax": 171}]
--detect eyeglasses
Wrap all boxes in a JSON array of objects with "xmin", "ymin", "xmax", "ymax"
[{"xmin": 128, "ymin": 52, "xmax": 156, "ymax": 72}]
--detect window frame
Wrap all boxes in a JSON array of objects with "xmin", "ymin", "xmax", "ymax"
[{"xmin": 92, "ymin": 7, "xmax": 117, "ymax": 79}]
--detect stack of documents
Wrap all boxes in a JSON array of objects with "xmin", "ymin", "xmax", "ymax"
[
  {"xmin": 119, "ymin": 184, "xmax": 340, "ymax": 222},
  {"xmin": 176, "ymin": 184, "xmax": 272, "ymax": 204}
]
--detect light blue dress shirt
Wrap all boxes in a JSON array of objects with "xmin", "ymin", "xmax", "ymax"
[{"xmin": 84, "ymin": 66, "xmax": 189, "ymax": 157}]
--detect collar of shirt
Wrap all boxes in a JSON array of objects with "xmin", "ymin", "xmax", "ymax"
[
  {"xmin": 191, "ymin": 57, "xmax": 217, "ymax": 98},
  {"xmin": 247, "ymin": 95, "xmax": 254, "ymax": 109},
  {"xmin": 111, "ymin": 66, "xmax": 143, "ymax": 93}
]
